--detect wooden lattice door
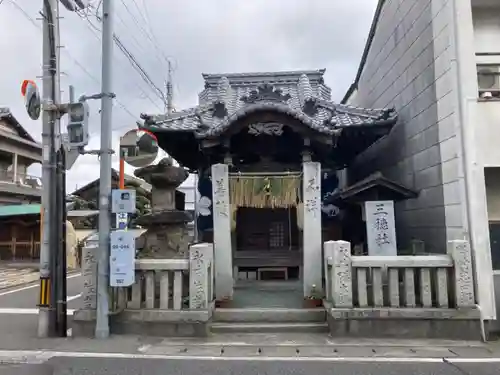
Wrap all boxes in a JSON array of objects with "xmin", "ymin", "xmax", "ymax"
[{"xmin": 236, "ymin": 207, "xmax": 298, "ymax": 251}]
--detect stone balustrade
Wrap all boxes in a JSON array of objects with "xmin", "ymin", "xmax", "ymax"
[
  {"xmin": 323, "ymin": 240, "xmax": 483, "ymax": 339},
  {"xmin": 74, "ymin": 242, "xmax": 215, "ymax": 337},
  {"xmin": 127, "ymin": 243, "xmax": 214, "ymax": 311}
]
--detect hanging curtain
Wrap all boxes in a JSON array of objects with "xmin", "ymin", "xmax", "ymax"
[
  {"xmin": 229, "ymin": 175, "xmax": 301, "ymax": 209},
  {"xmin": 296, "ymin": 202, "xmax": 304, "ymax": 230},
  {"xmin": 230, "ymin": 205, "xmax": 237, "ymax": 231}
]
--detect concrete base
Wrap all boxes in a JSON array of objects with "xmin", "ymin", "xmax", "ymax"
[
  {"xmin": 73, "ymin": 308, "xmax": 212, "ymax": 338},
  {"xmin": 326, "ymin": 307, "xmax": 484, "ymax": 340}
]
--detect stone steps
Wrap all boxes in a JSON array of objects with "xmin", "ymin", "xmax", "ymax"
[
  {"xmin": 211, "ymin": 322, "xmax": 329, "ymax": 334},
  {"xmin": 212, "ymin": 307, "xmax": 328, "ymax": 334},
  {"xmin": 213, "ymin": 308, "xmax": 326, "ymax": 323}
]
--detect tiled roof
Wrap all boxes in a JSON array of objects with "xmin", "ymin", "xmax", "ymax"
[
  {"xmin": 0, "ymin": 107, "xmax": 38, "ymax": 143},
  {"xmin": 142, "ymin": 70, "xmax": 397, "ymax": 138}
]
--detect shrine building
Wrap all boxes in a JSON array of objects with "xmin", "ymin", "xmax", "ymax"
[{"xmin": 140, "ymin": 69, "xmax": 417, "ymax": 303}]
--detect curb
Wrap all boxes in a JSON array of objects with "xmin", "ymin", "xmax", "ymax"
[{"xmin": 0, "ymin": 349, "xmax": 499, "ymax": 364}]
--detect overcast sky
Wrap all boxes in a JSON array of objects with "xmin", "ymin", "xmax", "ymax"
[{"xmin": 0, "ymin": 0, "xmax": 377, "ymax": 192}]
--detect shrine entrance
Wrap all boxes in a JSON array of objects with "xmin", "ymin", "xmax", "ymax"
[
  {"xmin": 234, "ymin": 206, "xmax": 301, "ymax": 279},
  {"xmin": 229, "ymin": 173, "xmax": 304, "ymax": 308}
]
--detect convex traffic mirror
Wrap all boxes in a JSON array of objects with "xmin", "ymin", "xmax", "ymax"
[{"xmin": 119, "ymin": 129, "xmax": 159, "ymax": 167}]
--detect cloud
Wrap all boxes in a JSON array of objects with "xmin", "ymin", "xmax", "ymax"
[{"xmin": 0, "ymin": 0, "xmax": 378, "ymax": 192}]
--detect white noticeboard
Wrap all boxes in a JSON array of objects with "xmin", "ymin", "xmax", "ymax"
[
  {"xmin": 109, "ymin": 230, "xmax": 135, "ymax": 287},
  {"xmin": 365, "ymin": 200, "xmax": 397, "ymax": 256},
  {"xmin": 115, "ymin": 212, "xmax": 128, "ymax": 230}
]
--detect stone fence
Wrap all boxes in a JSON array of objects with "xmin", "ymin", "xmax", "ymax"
[
  {"xmin": 323, "ymin": 240, "xmax": 483, "ymax": 339},
  {"xmin": 73, "ymin": 242, "xmax": 214, "ymax": 337}
]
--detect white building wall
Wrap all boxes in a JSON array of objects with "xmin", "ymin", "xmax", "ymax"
[
  {"xmin": 347, "ymin": 0, "xmax": 497, "ymax": 319},
  {"xmin": 472, "ymin": 7, "xmax": 500, "ymax": 53},
  {"xmin": 348, "ymin": 0, "xmax": 466, "ymax": 253}
]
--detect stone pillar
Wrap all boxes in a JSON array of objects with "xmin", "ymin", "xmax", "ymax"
[
  {"xmin": 302, "ymin": 161, "xmax": 322, "ymax": 297},
  {"xmin": 448, "ymin": 240, "xmax": 475, "ymax": 307},
  {"xmin": 329, "ymin": 240, "xmax": 353, "ymax": 308},
  {"xmin": 211, "ymin": 163, "xmax": 233, "ymax": 301},
  {"xmin": 189, "ymin": 242, "xmax": 214, "ymax": 309},
  {"xmin": 81, "ymin": 244, "xmax": 97, "ymax": 310}
]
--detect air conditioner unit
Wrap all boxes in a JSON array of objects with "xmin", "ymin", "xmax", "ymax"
[{"xmin": 477, "ymin": 65, "xmax": 500, "ymax": 97}]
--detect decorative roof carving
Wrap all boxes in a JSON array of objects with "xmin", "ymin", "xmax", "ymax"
[
  {"xmin": 240, "ymin": 83, "xmax": 292, "ymax": 104},
  {"xmin": 140, "ymin": 69, "xmax": 398, "ymax": 140}
]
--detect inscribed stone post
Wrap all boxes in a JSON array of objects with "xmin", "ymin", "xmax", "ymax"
[
  {"xmin": 331, "ymin": 240, "xmax": 353, "ymax": 307},
  {"xmin": 211, "ymin": 163, "xmax": 233, "ymax": 301},
  {"xmin": 365, "ymin": 200, "xmax": 397, "ymax": 256},
  {"xmin": 302, "ymin": 161, "xmax": 322, "ymax": 297},
  {"xmin": 189, "ymin": 243, "xmax": 213, "ymax": 309},
  {"xmin": 81, "ymin": 244, "xmax": 97, "ymax": 310},
  {"xmin": 448, "ymin": 240, "xmax": 475, "ymax": 307}
]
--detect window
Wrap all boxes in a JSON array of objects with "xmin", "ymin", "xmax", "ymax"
[
  {"xmin": 477, "ymin": 64, "xmax": 500, "ymax": 98},
  {"xmin": 269, "ymin": 221, "xmax": 285, "ymax": 249},
  {"xmin": 489, "ymin": 223, "xmax": 500, "ymax": 270}
]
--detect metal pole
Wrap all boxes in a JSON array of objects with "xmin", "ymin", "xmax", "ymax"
[
  {"xmin": 38, "ymin": 0, "xmax": 60, "ymax": 338},
  {"xmin": 95, "ymin": 0, "xmax": 114, "ymax": 339}
]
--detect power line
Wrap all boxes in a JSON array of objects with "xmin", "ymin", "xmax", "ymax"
[
  {"xmin": 8, "ymin": 0, "xmax": 141, "ymax": 123},
  {"xmin": 78, "ymin": 13, "xmax": 164, "ymax": 112},
  {"xmin": 118, "ymin": 0, "xmax": 172, "ymax": 68}
]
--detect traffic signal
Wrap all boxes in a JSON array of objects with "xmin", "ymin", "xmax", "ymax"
[{"xmin": 66, "ymin": 102, "xmax": 89, "ymax": 147}]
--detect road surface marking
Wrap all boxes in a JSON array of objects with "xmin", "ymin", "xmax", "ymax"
[
  {"xmin": 0, "ymin": 273, "xmax": 81, "ymax": 297},
  {"xmin": 0, "ymin": 308, "xmax": 74, "ymax": 315},
  {"xmin": 0, "ymin": 350, "xmax": 499, "ymax": 364},
  {"xmin": 67, "ymin": 293, "xmax": 82, "ymax": 302}
]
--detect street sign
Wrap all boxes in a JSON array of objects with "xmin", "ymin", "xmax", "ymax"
[
  {"xmin": 111, "ymin": 189, "xmax": 136, "ymax": 214},
  {"xmin": 109, "ymin": 230, "xmax": 135, "ymax": 287},
  {"xmin": 115, "ymin": 212, "xmax": 128, "ymax": 230}
]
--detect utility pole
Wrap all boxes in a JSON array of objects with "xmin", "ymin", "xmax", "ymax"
[
  {"xmin": 166, "ymin": 60, "xmax": 173, "ymax": 115},
  {"xmin": 95, "ymin": 0, "xmax": 115, "ymax": 339},
  {"xmin": 39, "ymin": 0, "xmax": 61, "ymax": 338}
]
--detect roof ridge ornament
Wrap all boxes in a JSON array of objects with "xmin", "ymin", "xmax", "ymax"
[
  {"xmin": 298, "ymin": 74, "xmax": 313, "ymax": 104},
  {"xmin": 213, "ymin": 76, "xmax": 232, "ymax": 119},
  {"xmin": 240, "ymin": 83, "xmax": 291, "ymax": 104}
]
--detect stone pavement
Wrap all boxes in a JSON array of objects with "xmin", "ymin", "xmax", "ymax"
[
  {"xmin": 0, "ymin": 333, "xmax": 500, "ymax": 374},
  {"xmin": 0, "ymin": 268, "xmax": 38, "ymax": 290},
  {"xmin": 0, "ymin": 333, "xmax": 499, "ymax": 359}
]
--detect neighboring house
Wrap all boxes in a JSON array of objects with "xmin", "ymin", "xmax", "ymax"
[
  {"xmin": 0, "ymin": 203, "xmax": 97, "ymax": 261},
  {"xmin": 0, "ymin": 108, "xmax": 42, "ymax": 205},
  {"xmin": 342, "ymin": 0, "xmax": 498, "ymax": 322}
]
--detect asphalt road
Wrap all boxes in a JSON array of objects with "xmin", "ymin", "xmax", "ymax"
[
  {"xmin": 2, "ymin": 357, "xmax": 499, "ymax": 375},
  {"xmin": 0, "ymin": 273, "xmax": 82, "ymax": 310},
  {"xmin": 0, "ymin": 274, "xmax": 82, "ymax": 340}
]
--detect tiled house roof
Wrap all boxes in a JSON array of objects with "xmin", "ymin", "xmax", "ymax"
[
  {"xmin": 141, "ymin": 70, "xmax": 397, "ymax": 137},
  {"xmin": 0, "ymin": 107, "xmax": 38, "ymax": 143}
]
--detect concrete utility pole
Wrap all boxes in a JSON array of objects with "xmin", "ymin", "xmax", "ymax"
[
  {"xmin": 166, "ymin": 60, "xmax": 173, "ymax": 115},
  {"xmin": 39, "ymin": 0, "xmax": 61, "ymax": 338},
  {"xmin": 95, "ymin": 0, "xmax": 115, "ymax": 339}
]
